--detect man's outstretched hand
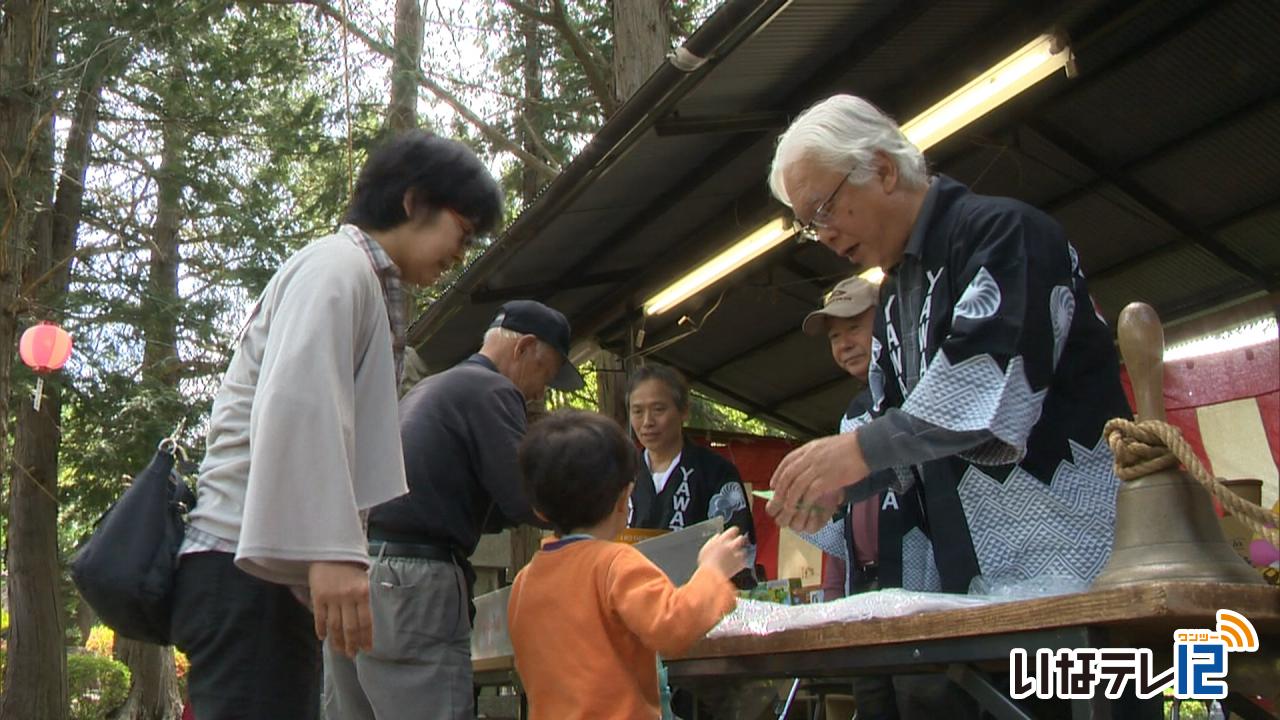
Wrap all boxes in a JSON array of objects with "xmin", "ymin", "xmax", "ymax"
[{"xmin": 767, "ymin": 432, "xmax": 869, "ymax": 533}]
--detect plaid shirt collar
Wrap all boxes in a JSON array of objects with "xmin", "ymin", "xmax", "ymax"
[{"xmin": 341, "ymin": 224, "xmax": 406, "ymax": 383}]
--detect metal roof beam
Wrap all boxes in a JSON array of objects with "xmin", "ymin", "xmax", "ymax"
[
  {"xmin": 924, "ymin": 0, "xmax": 1233, "ymax": 171},
  {"xmin": 563, "ymin": 1, "xmax": 949, "ymax": 340},
  {"xmin": 691, "ymin": 327, "xmax": 798, "ymax": 382},
  {"xmin": 764, "ymin": 374, "xmax": 854, "ymax": 416},
  {"xmin": 1027, "ymin": 120, "xmax": 1277, "ymax": 290},
  {"xmin": 660, "ymin": 358, "xmax": 820, "ymax": 438},
  {"xmin": 471, "ymin": 268, "xmax": 641, "ymax": 303},
  {"xmin": 1156, "ymin": 283, "xmax": 1273, "ymax": 326},
  {"xmin": 629, "ymin": 265, "xmax": 816, "ymax": 377},
  {"xmin": 1040, "ymin": 94, "xmax": 1280, "ymax": 217},
  {"xmin": 653, "ymin": 112, "xmax": 788, "ymax": 137},
  {"xmin": 1090, "ymin": 196, "xmax": 1280, "ymax": 283}
]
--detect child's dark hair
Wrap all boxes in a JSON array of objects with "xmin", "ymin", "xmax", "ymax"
[
  {"xmin": 343, "ymin": 129, "xmax": 503, "ymax": 236},
  {"xmin": 625, "ymin": 363, "xmax": 690, "ymax": 411},
  {"xmin": 519, "ymin": 410, "xmax": 636, "ymax": 535}
]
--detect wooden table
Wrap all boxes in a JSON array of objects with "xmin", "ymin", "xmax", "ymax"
[
  {"xmin": 473, "ymin": 654, "xmax": 520, "ymax": 686},
  {"xmin": 473, "ymin": 582, "xmax": 1280, "ymax": 719}
]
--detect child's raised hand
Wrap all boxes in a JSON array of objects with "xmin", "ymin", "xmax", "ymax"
[{"xmin": 697, "ymin": 527, "xmax": 750, "ymax": 579}]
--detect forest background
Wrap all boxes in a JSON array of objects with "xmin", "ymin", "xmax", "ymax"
[{"xmin": 0, "ymin": 0, "xmax": 788, "ymax": 716}]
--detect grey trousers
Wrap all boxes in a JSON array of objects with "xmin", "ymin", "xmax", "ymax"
[{"xmin": 323, "ymin": 555, "xmax": 472, "ymax": 720}]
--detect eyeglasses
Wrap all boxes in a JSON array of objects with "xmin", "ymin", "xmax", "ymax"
[
  {"xmin": 792, "ymin": 166, "xmax": 856, "ymax": 243},
  {"xmin": 445, "ymin": 207, "xmax": 476, "ymax": 247}
]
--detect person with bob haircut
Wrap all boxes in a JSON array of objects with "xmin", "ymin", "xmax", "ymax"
[
  {"xmin": 170, "ymin": 129, "xmax": 502, "ymax": 720},
  {"xmin": 626, "ymin": 364, "xmax": 757, "ymax": 583},
  {"xmin": 507, "ymin": 410, "xmax": 748, "ymax": 720}
]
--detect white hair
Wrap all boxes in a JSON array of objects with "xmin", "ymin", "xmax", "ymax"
[
  {"xmin": 768, "ymin": 95, "xmax": 928, "ymax": 207},
  {"xmin": 483, "ymin": 326, "xmax": 550, "ymax": 358},
  {"xmin": 483, "ymin": 326, "xmax": 521, "ymax": 344}
]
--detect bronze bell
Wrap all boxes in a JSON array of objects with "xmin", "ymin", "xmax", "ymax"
[{"xmin": 1091, "ymin": 302, "xmax": 1265, "ymax": 589}]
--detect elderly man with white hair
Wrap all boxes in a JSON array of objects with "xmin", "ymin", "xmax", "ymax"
[
  {"xmin": 766, "ymin": 94, "xmax": 1130, "ymax": 604},
  {"xmin": 325, "ymin": 299, "xmax": 582, "ymax": 720}
]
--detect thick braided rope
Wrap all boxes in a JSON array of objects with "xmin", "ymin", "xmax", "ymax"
[{"xmin": 1104, "ymin": 418, "xmax": 1278, "ymax": 547}]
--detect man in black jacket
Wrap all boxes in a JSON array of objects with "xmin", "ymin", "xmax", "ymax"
[
  {"xmin": 799, "ymin": 273, "xmax": 885, "ymax": 597},
  {"xmin": 626, "ymin": 363, "xmax": 757, "ymax": 579},
  {"xmin": 766, "ymin": 93, "xmax": 1136, "ymax": 720},
  {"xmin": 766, "ymin": 94, "xmax": 1126, "ymax": 591},
  {"xmin": 323, "ymin": 300, "xmax": 582, "ymax": 720},
  {"xmin": 799, "ymin": 274, "xmax": 904, "ymax": 720}
]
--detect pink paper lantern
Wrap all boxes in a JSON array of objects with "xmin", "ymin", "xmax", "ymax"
[{"xmin": 19, "ymin": 321, "xmax": 73, "ymax": 373}]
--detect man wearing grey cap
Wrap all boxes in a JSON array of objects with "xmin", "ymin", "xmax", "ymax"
[
  {"xmin": 324, "ymin": 300, "xmax": 582, "ymax": 720},
  {"xmin": 800, "ymin": 275, "xmax": 905, "ymax": 720},
  {"xmin": 799, "ymin": 274, "xmax": 883, "ymax": 596}
]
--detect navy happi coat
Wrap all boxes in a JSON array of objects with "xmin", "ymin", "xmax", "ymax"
[
  {"xmin": 852, "ymin": 175, "xmax": 1130, "ymax": 593},
  {"xmin": 629, "ymin": 440, "xmax": 756, "ymax": 547}
]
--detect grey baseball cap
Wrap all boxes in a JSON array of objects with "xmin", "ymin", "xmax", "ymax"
[{"xmin": 801, "ymin": 275, "xmax": 880, "ymax": 335}]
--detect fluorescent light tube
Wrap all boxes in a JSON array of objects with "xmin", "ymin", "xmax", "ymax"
[
  {"xmin": 640, "ymin": 34, "xmax": 1071, "ymax": 317},
  {"xmin": 643, "ymin": 217, "xmax": 791, "ymax": 316},
  {"xmin": 901, "ymin": 33, "xmax": 1072, "ymax": 151}
]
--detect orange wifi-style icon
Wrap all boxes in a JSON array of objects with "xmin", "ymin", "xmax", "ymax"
[{"xmin": 1215, "ymin": 609, "xmax": 1259, "ymax": 651}]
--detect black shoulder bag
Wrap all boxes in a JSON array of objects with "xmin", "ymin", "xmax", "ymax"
[{"xmin": 71, "ymin": 438, "xmax": 196, "ymax": 646}]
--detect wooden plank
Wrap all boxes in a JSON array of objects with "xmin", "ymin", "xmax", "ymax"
[
  {"xmin": 474, "ymin": 582, "xmax": 1279, "ymax": 678},
  {"xmin": 680, "ymin": 582, "xmax": 1280, "ymax": 659},
  {"xmin": 473, "ymin": 655, "xmax": 516, "ymax": 673}
]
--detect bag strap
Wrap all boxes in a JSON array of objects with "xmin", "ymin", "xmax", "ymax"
[{"xmin": 158, "ymin": 430, "xmax": 198, "ymax": 513}]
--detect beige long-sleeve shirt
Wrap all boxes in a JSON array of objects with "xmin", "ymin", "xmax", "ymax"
[{"xmin": 187, "ymin": 229, "xmax": 408, "ymax": 587}]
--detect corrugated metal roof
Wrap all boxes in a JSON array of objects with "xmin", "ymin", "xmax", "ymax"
[
  {"xmin": 1047, "ymin": 0, "xmax": 1280, "ymax": 162},
  {"xmin": 411, "ymin": 0, "xmax": 1280, "ymax": 436},
  {"xmin": 1132, "ymin": 103, "xmax": 1280, "ymax": 226},
  {"xmin": 1218, "ymin": 203, "xmax": 1280, "ymax": 270},
  {"xmin": 1052, "ymin": 186, "xmax": 1183, "ymax": 272},
  {"xmin": 1089, "ymin": 244, "xmax": 1254, "ymax": 324}
]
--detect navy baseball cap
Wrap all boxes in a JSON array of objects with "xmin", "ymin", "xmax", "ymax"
[{"xmin": 488, "ymin": 300, "xmax": 584, "ymax": 391}]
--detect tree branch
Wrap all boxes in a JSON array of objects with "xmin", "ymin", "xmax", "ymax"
[
  {"xmin": 552, "ymin": 0, "xmax": 617, "ymax": 116},
  {"xmin": 519, "ymin": 113, "xmax": 560, "ymax": 165},
  {"xmin": 500, "ymin": 0, "xmax": 617, "ymax": 117},
  {"xmin": 244, "ymin": 0, "xmax": 560, "ymax": 180},
  {"xmin": 497, "ymin": 0, "xmax": 556, "ymax": 27}
]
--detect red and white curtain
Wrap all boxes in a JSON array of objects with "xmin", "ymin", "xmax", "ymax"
[{"xmin": 1120, "ymin": 338, "xmax": 1279, "ymax": 513}]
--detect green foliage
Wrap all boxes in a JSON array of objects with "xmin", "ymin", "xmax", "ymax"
[
  {"xmin": 5, "ymin": 2, "xmax": 769, "ymax": 712},
  {"xmin": 54, "ymin": 0, "xmax": 339, "ymax": 548},
  {"xmin": 689, "ymin": 391, "xmax": 791, "ymax": 438},
  {"xmin": 1164, "ymin": 696, "xmax": 1212, "ymax": 720},
  {"xmin": 478, "ymin": 0, "xmax": 719, "ymax": 210},
  {"xmin": 0, "ymin": 650, "xmax": 129, "ymax": 719},
  {"xmin": 66, "ymin": 653, "xmax": 131, "ymax": 720},
  {"xmin": 548, "ymin": 360, "xmax": 602, "ymax": 412}
]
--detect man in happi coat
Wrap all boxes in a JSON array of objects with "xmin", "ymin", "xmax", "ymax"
[{"xmin": 766, "ymin": 93, "xmax": 1129, "ymax": 600}]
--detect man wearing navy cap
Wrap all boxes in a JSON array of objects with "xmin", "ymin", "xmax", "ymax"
[{"xmin": 324, "ymin": 300, "xmax": 582, "ymax": 720}]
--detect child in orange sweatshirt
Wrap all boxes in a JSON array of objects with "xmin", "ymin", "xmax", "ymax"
[{"xmin": 508, "ymin": 410, "xmax": 748, "ymax": 720}]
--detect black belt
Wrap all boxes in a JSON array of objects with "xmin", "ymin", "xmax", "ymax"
[
  {"xmin": 367, "ymin": 541, "xmax": 454, "ymax": 563},
  {"xmin": 851, "ymin": 562, "xmax": 880, "ymax": 594},
  {"xmin": 367, "ymin": 532, "xmax": 478, "ymax": 624}
]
